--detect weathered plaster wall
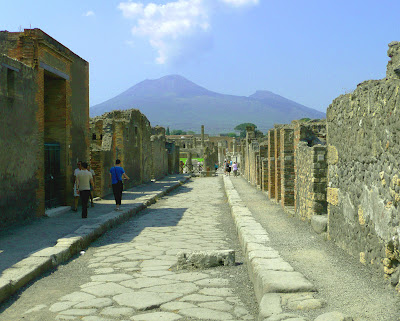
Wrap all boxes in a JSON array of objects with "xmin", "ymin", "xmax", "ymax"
[
  {"xmin": 0, "ymin": 56, "xmax": 39, "ymax": 228},
  {"xmin": 327, "ymin": 41, "xmax": 400, "ymax": 282},
  {"xmin": 0, "ymin": 29, "xmax": 89, "ymax": 228}
]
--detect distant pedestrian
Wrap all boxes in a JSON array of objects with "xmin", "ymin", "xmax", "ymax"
[
  {"xmin": 72, "ymin": 161, "xmax": 82, "ymax": 212},
  {"xmin": 232, "ymin": 162, "xmax": 238, "ymax": 177},
  {"xmin": 214, "ymin": 162, "xmax": 219, "ymax": 172},
  {"xmin": 225, "ymin": 160, "xmax": 231, "ymax": 176},
  {"xmin": 76, "ymin": 162, "xmax": 94, "ymax": 219},
  {"xmin": 88, "ymin": 164, "xmax": 95, "ymax": 207},
  {"xmin": 109, "ymin": 159, "xmax": 130, "ymax": 211}
]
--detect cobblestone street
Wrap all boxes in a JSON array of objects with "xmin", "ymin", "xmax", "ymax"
[{"xmin": 0, "ymin": 177, "xmax": 258, "ymax": 320}]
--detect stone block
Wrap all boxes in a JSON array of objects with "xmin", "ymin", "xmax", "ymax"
[
  {"xmin": 327, "ymin": 187, "xmax": 339, "ymax": 206},
  {"xmin": 258, "ymin": 270, "xmax": 316, "ymax": 294},
  {"xmin": 176, "ymin": 250, "xmax": 235, "ymax": 269},
  {"xmin": 327, "ymin": 145, "xmax": 339, "ymax": 165},
  {"xmin": 311, "ymin": 215, "xmax": 328, "ymax": 234},
  {"xmin": 259, "ymin": 293, "xmax": 282, "ymax": 318},
  {"xmin": 31, "ymin": 246, "xmax": 71, "ymax": 265}
]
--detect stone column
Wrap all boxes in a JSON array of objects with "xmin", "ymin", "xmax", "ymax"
[
  {"xmin": 280, "ymin": 128, "xmax": 295, "ymax": 208},
  {"xmin": 268, "ymin": 129, "xmax": 276, "ymax": 199},
  {"xmin": 233, "ymin": 137, "xmax": 237, "ymax": 154},
  {"xmin": 187, "ymin": 152, "xmax": 193, "ymax": 173},
  {"xmin": 201, "ymin": 125, "xmax": 205, "ymax": 147}
]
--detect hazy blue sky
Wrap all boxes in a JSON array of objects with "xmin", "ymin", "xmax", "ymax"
[{"xmin": 2, "ymin": 0, "xmax": 399, "ymax": 112}]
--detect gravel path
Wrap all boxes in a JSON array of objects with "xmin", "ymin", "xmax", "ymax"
[
  {"xmin": 0, "ymin": 177, "xmax": 258, "ymax": 320},
  {"xmin": 230, "ymin": 176, "xmax": 400, "ymax": 321}
]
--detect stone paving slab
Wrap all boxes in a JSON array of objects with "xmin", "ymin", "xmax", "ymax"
[
  {"xmin": 0, "ymin": 175, "xmax": 191, "ymax": 305},
  {"xmin": 39, "ymin": 177, "xmax": 256, "ymax": 320}
]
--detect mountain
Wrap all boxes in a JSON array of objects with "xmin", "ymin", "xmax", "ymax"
[{"xmin": 90, "ymin": 75, "xmax": 325, "ymax": 134}]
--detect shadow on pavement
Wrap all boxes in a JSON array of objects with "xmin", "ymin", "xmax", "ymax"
[{"xmin": 0, "ymin": 175, "xmax": 192, "ymax": 275}]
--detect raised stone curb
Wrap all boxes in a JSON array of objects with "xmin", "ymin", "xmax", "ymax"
[
  {"xmin": 223, "ymin": 176, "xmax": 317, "ymax": 321},
  {"xmin": 0, "ymin": 175, "xmax": 191, "ymax": 304}
]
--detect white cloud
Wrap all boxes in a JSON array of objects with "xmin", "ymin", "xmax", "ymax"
[
  {"xmin": 219, "ymin": 0, "xmax": 259, "ymax": 7},
  {"xmin": 118, "ymin": 0, "xmax": 258, "ymax": 64},
  {"xmin": 84, "ymin": 10, "xmax": 95, "ymax": 17}
]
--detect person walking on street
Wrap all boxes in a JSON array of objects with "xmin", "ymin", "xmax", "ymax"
[
  {"xmin": 88, "ymin": 164, "xmax": 95, "ymax": 207},
  {"xmin": 76, "ymin": 162, "xmax": 94, "ymax": 219},
  {"xmin": 225, "ymin": 160, "xmax": 231, "ymax": 176},
  {"xmin": 109, "ymin": 159, "xmax": 130, "ymax": 211},
  {"xmin": 72, "ymin": 161, "xmax": 82, "ymax": 212},
  {"xmin": 232, "ymin": 162, "xmax": 238, "ymax": 177}
]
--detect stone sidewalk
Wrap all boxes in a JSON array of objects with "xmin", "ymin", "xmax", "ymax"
[
  {"xmin": 0, "ymin": 174, "xmax": 191, "ymax": 304},
  {"xmin": 223, "ymin": 176, "xmax": 353, "ymax": 321}
]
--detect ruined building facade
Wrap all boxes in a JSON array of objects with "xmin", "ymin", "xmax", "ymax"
[
  {"xmin": 90, "ymin": 110, "xmax": 179, "ymax": 198},
  {"xmin": 0, "ymin": 29, "xmax": 89, "ymax": 228},
  {"xmin": 241, "ymin": 41, "xmax": 400, "ymax": 290}
]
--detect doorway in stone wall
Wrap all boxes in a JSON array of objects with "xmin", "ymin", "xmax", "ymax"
[
  {"xmin": 44, "ymin": 143, "xmax": 61, "ymax": 208},
  {"xmin": 44, "ymin": 71, "xmax": 67, "ymax": 208}
]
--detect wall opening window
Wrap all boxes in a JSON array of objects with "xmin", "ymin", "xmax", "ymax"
[{"xmin": 92, "ymin": 133, "xmax": 97, "ymax": 140}]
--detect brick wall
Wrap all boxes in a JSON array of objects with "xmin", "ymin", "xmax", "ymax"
[
  {"xmin": 280, "ymin": 128, "xmax": 295, "ymax": 208},
  {"xmin": 274, "ymin": 127, "xmax": 282, "ymax": 202},
  {"xmin": 295, "ymin": 142, "xmax": 327, "ymax": 221},
  {"xmin": 0, "ymin": 29, "xmax": 89, "ymax": 227},
  {"xmin": 262, "ymin": 158, "xmax": 268, "ymax": 192},
  {"xmin": 267, "ymin": 129, "xmax": 275, "ymax": 199}
]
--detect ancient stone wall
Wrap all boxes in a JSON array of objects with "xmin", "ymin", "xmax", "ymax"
[
  {"xmin": 295, "ymin": 142, "xmax": 327, "ymax": 221},
  {"xmin": 327, "ymin": 41, "xmax": 400, "ymax": 282},
  {"xmin": 257, "ymin": 144, "xmax": 268, "ymax": 189},
  {"xmin": 90, "ymin": 109, "xmax": 159, "ymax": 197},
  {"xmin": 267, "ymin": 129, "xmax": 276, "ymax": 198},
  {"xmin": 0, "ymin": 29, "xmax": 89, "ymax": 228},
  {"xmin": 249, "ymin": 142, "xmax": 259, "ymax": 185},
  {"xmin": 166, "ymin": 142, "xmax": 180, "ymax": 174},
  {"xmin": 280, "ymin": 128, "xmax": 295, "ymax": 208},
  {"xmin": 274, "ymin": 126, "xmax": 283, "ymax": 202},
  {"xmin": 0, "ymin": 55, "xmax": 40, "ymax": 228},
  {"xmin": 151, "ymin": 126, "xmax": 168, "ymax": 180},
  {"xmin": 261, "ymin": 159, "xmax": 268, "ymax": 192},
  {"xmin": 292, "ymin": 120, "xmax": 328, "ymax": 220}
]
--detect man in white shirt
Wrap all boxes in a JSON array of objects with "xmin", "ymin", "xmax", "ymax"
[
  {"xmin": 76, "ymin": 162, "xmax": 94, "ymax": 219},
  {"xmin": 72, "ymin": 161, "xmax": 82, "ymax": 211},
  {"xmin": 88, "ymin": 164, "xmax": 96, "ymax": 207}
]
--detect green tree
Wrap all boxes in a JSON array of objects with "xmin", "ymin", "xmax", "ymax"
[
  {"xmin": 166, "ymin": 127, "xmax": 170, "ymax": 135},
  {"xmin": 227, "ymin": 132, "xmax": 237, "ymax": 137},
  {"xmin": 187, "ymin": 130, "xmax": 196, "ymax": 135},
  {"xmin": 171, "ymin": 129, "xmax": 187, "ymax": 135},
  {"xmin": 234, "ymin": 123, "xmax": 257, "ymax": 138}
]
